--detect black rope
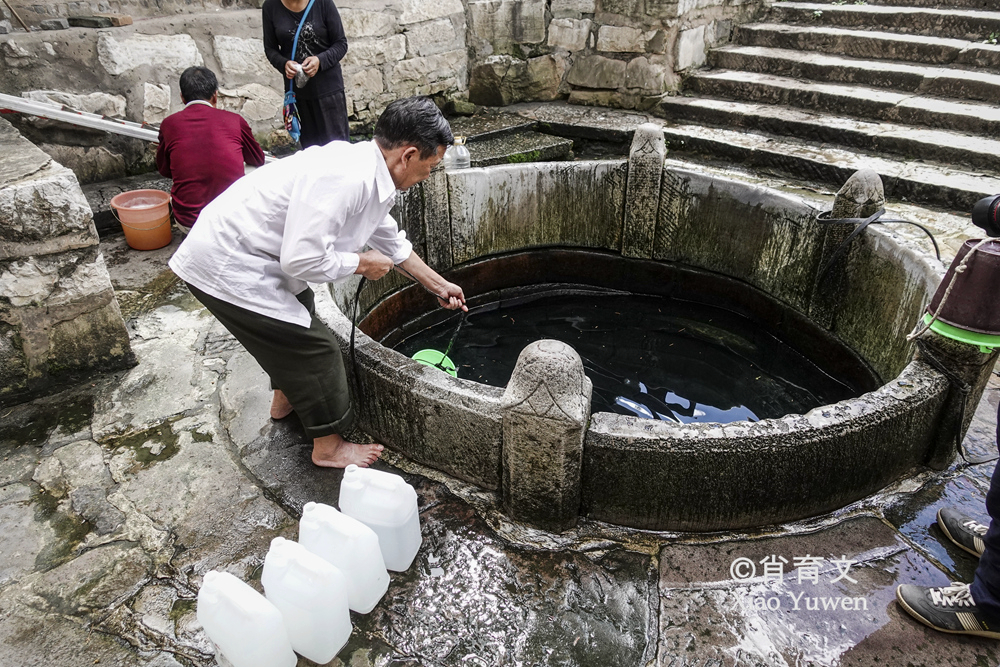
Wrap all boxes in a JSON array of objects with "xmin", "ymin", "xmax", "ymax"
[
  {"xmin": 915, "ymin": 338, "xmax": 998, "ymax": 465},
  {"xmin": 816, "ymin": 208, "xmax": 942, "ymax": 287},
  {"xmin": 350, "ymin": 265, "xmax": 467, "ymax": 377},
  {"xmin": 349, "ymin": 275, "xmax": 367, "ymax": 405}
]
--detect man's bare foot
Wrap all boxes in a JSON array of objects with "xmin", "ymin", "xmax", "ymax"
[
  {"xmin": 270, "ymin": 390, "xmax": 294, "ymax": 420},
  {"xmin": 311, "ymin": 433, "xmax": 384, "ymax": 468}
]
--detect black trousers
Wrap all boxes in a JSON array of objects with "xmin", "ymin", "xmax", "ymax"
[
  {"xmin": 972, "ymin": 398, "xmax": 1000, "ymax": 619},
  {"xmin": 297, "ymin": 90, "xmax": 350, "ymax": 148},
  {"xmin": 187, "ymin": 284, "xmax": 355, "ymax": 439}
]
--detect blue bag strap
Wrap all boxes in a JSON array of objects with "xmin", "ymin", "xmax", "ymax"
[{"xmin": 288, "ymin": 0, "xmax": 317, "ymax": 92}]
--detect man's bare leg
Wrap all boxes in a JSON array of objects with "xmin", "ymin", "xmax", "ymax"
[
  {"xmin": 270, "ymin": 390, "xmax": 294, "ymax": 420},
  {"xmin": 312, "ymin": 433, "xmax": 384, "ymax": 468}
]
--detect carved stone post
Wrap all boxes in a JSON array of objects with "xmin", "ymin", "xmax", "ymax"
[
  {"xmin": 622, "ymin": 123, "xmax": 666, "ymax": 259},
  {"xmin": 918, "ymin": 330, "xmax": 1000, "ymax": 469},
  {"xmin": 501, "ymin": 340, "xmax": 592, "ymax": 531},
  {"xmin": 811, "ymin": 168, "xmax": 885, "ymax": 328}
]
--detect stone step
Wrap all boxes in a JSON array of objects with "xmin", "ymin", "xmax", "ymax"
[
  {"xmin": 658, "ymin": 124, "xmax": 998, "ymax": 212},
  {"xmin": 687, "ymin": 69, "xmax": 1000, "ymax": 136},
  {"xmin": 808, "ymin": 0, "xmax": 1000, "ymax": 8},
  {"xmin": 656, "ymin": 95, "xmax": 1000, "ymax": 173},
  {"xmin": 709, "ymin": 45, "xmax": 1000, "ymax": 102},
  {"xmin": 466, "ymin": 130, "xmax": 574, "ymax": 167},
  {"xmin": 734, "ymin": 23, "xmax": 1000, "ymax": 72},
  {"xmin": 769, "ymin": 2, "xmax": 1000, "ymax": 42},
  {"xmin": 447, "ymin": 113, "xmax": 537, "ymax": 143},
  {"xmin": 509, "ymin": 101, "xmax": 999, "ymax": 211}
]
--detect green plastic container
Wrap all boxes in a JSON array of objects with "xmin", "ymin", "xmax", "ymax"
[{"xmin": 411, "ymin": 349, "xmax": 457, "ymax": 377}]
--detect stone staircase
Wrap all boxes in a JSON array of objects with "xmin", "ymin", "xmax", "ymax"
[{"xmin": 656, "ymin": 0, "xmax": 1000, "ymax": 211}]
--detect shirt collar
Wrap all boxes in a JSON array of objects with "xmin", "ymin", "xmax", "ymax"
[
  {"xmin": 185, "ymin": 99, "xmax": 214, "ymax": 108},
  {"xmin": 372, "ymin": 142, "xmax": 397, "ymax": 205}
]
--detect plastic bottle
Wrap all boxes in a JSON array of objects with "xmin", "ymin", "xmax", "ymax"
[
  {"xmin": 338, "ymin": 464, "xmax": 422, "ymax": 572},
  {"xmin": 196, "ymin": 570, "xmax": 297, "ymax": 667},
  {"xmin": 298, "ymin": 501, "xmax": 390, "ymax": 613},
  {"xmin": 443, "ymin": 136, "xmax": 471, "ymax": 170},
  {"xmin": 261, "ymin": 537, "xmax": 352, "ymax": 664}
]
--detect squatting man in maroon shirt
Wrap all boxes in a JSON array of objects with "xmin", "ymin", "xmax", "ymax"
[{"xmin": 156, "ymin": 66, "xmax": 266, "ymax": 234}]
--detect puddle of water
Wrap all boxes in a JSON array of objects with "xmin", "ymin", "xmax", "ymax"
[{"xmin": 393, "ymin": 289, "xmax": 870, "ymax": 423}]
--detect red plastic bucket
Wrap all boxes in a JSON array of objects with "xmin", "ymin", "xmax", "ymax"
[{"xmin": 110, "ymin": 189, "xmax": 172, "ymax": 250}]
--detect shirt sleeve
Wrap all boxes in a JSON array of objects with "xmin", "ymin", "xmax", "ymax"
[
  {"xmin": 279, "ymin": 170, "xmax": 364, "ymax": 282},
  {"xmin": 366, "ymin": 213, "xmax": 413, "ymax": 265},
  {"xmin": 239, "ymin": 118, "xmax": 266, "ymax": 167},
  {"xmin": 261, "ymin": 1, "xmax": 289, "ymax": 75},
  {"xmin": 155, "ymin": 126, "xmax": 170, "ymax": 178},
  {"xmin": 316, "ymin": 0, "xmax": 348, "ymax": 72}
]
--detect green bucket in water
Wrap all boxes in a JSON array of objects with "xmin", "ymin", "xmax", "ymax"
[{"xmin": 412, "ymin": 349, "xmax": 458, "ymax": 377}]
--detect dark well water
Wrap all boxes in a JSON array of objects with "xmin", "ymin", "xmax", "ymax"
[{"xmin": 391, "ymin": 287, "xmax": 869, "ymax": 424}]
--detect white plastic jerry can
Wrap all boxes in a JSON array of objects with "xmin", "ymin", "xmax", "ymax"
[
  {"xmin": 338, "ymin": 464, "xmax": 422, "ymax": 572},
  {"xmin": 298, "ymin": 501, "xmax": 390, "ymax": 613},
  {"xmin": 196, "ymin": 570, "xmax": 297, "ymax": 667},
  {"xmin": 261, "ymin": 537, "xmax": 353, "ymax": 665}
]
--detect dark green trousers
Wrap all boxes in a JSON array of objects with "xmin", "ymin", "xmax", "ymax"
[{"xmin": 187, "ymin": 284, "xmax": 355, "ymax": 439}]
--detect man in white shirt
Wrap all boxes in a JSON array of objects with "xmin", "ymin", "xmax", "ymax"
[{"xmin": 169, "ymin": 96, "xmax": 465, "ymax": 468}]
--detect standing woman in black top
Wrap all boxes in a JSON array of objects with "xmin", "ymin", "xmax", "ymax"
[{"xmin": 262, "ymin": 0, "xmax": 349, "ymax": 148}]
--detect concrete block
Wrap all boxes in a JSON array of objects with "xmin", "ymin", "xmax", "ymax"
[
  {"xmin": 39, "ymin": 18, "xmax": 69, "ymax": 30},
  {"xmin": 547, "ymin": 18, "xmax": 592, "ymax": 52},
  {"xmin": 625, "ymin": 55, "xmax": 666, "ymax": 92},
  {"xmin": 566, "ymin": 54, "xmax": 626, "ymax": 89},
  {"xmin": 600, "ymin": 0, "xmax": 640, "ymax": 16},
  {"xmin": 217, "ymin": 83, "xmax": 283, "ymax": 125},
  {"xmin": 622, "ymin": 123, "xmax": 666, "ymax": 258},
  {"xmin": 67, "ymin": 16, "xmax": 113, "ymax": 28},
  {"xmin": 142, "ymin": 82, "xmax": 170, "ymax": 124},
  {"xmin": 97, "ymin": 33, "xmax": 203, "ymax": 76},
  {"xmin": 551, "ymin": 0, "xmax": 596, "ymax": 17},
  {"xmin": 398, "ymin": 0, "xmax": 464, "ymax": 25},
  {"xmin": 341, "ymin": 8, "xmax": 397, "ymax": 38},
  {"xmin": 37, "ymin": 144, "xmax": 128, "ymax": 185},
  {"xmin": 404, "ymin": 18, "xmax": 462, "ymax": 58},
  {"xmin": 23, "ymin": 90, "xmax": 126, "ymax": 118},
  {"xmin": 95, "ymin": 13, "xmax": 133, "ymax": 26},
  {"xmin": 597, "ymin": 25, "xmax": 654, "ymax": 53},
  {"xmin": 675, "ymin": 24, "xmax": 706, "ymax": 70},
  {"xmin": 344, "ymin": 66, "xmax": 384, "ymax": 108},
  {"xmin": 389, "ymin": 49, "xmax": 465, "ymax": 91},
  {"xmin": 341, "ymin": 34, "xmax": 406, "ymax": 68},
  {"xmin": 213, "ymin": 35, "xmax": 272, "ymax": 79},
  {"xmin": 501, "ymin": 339, "xmax": 591, "ymax": 531},
  {"xmin": 645, "ymin": 0, "xmax": 679, "ymax": 17},
  {"xmin": 468, "ymin": 0, "xmax": 546, "ymax": 50}
]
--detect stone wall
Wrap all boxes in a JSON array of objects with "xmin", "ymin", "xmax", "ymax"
[
  {"xmin": 0, "ymin": 0, "xmax": 762, "ymax": 184},
  {"xmin": 0, "ymin": 116, "xmax": 133, "ymax": 406},
  {"xmin": 467, "ymin": 0, "xmax": 763, "ymax": 108},
  {"xmin": 0, "ymin": 3, "xmax": 468, "ymax": 182}
]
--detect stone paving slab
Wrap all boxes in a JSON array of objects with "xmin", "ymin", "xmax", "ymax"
[{"xmin": 2, "ymin": 192, "xmax": 1000, "ymax": 667}]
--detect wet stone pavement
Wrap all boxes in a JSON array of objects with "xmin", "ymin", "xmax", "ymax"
[{"xmin": 1, "ymin": 233, "xmax": 999, "ymax": 667}]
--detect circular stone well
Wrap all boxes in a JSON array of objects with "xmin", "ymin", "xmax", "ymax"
[{"xmin": 319, "ymin": 128, "xmax": 957, "ymax": 532}]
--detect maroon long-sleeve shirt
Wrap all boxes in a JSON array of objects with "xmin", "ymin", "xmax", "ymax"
[{"xmin": 155, "ymin": 102, "xmax": 266, "ymax": 228}]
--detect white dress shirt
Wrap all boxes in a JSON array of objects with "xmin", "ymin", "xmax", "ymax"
[{"xmin": 169, "ymin": 140, "xmax": 412, "ymax": 328}]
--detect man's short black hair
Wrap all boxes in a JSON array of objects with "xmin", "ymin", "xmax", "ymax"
[
  {"xmin": 374, "ymin": 96, "xmax": 453, "ymax": 159},
  {"xmin": 179, "ymin": 67, "xmax": 218, "ymax": 103}
]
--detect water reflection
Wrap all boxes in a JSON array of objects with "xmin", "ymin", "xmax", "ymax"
[{"xmin": 394, "ymin": 290, "xmax": 865, "ymax": 424}]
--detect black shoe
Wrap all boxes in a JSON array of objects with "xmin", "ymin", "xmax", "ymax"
[
  {"xmin": 938, "ymin": 507, "xmax": 988, "ymax": 557},
  {"xmin": 896, "ymin": 583, "xmax": 1000, "ymax": 639}
]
